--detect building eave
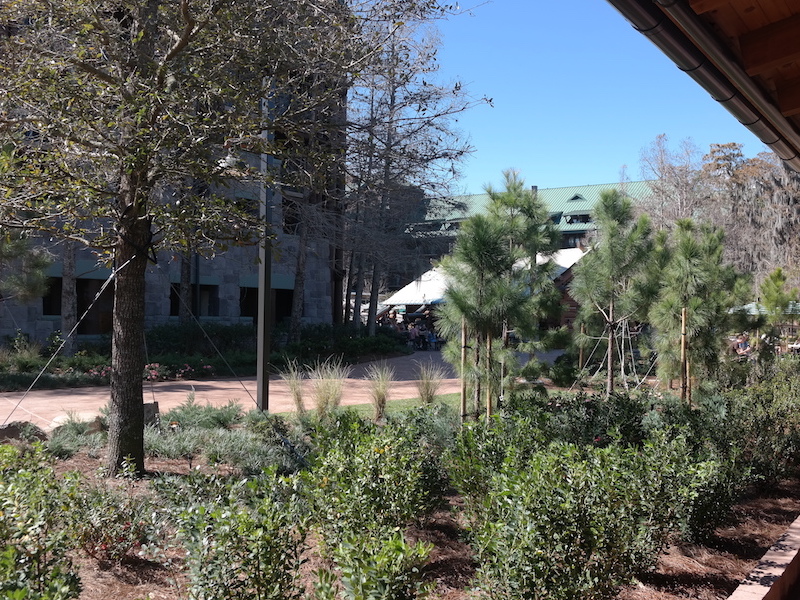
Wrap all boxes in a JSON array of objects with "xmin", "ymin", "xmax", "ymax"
[{"xmin": 605, "ymin": 0, "xmax": 800, "ymax": 172}]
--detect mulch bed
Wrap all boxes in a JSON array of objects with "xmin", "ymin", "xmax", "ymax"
[{"xmin": 46, "ymin": 452, "xmax": 800, "ymax": 600}]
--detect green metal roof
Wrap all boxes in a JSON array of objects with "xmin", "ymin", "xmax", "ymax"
[{"xmin": 423, "ymin": 181, "xmax": 654, "ymax": 233}]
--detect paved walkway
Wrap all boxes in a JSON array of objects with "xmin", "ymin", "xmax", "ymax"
[{"xmin": 0, "ymin": 351, "xmax": 460, "ymax": 431}]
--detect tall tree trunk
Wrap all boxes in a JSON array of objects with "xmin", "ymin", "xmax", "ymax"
[
  {"xmin": 289, "ymin": 217, "xmax": 309, "ymax": 344},
  {"xmin": 343, "ymin": 248, "xmax": 355, "ymax": 326},
  {"xmin": 330, "ymin": 201, "xmax": 344, "ymax": 325},
  {"xmin": 366, "ymin": 259, "xmax": 381, "ymax": 336},
  {"xmin": 606, "ymin": 300, "xmax": 615, "ymax": 398},
  {"xmin": 485, "ymin": 334, "xmax": 493, "ymax": 419},
  {"xmin": 179, "ymin": 252, "xmax": 192, "ymax": 323},
  {"xmin": 106, "ymin": 189, "xmax": 150, "ymax": 475},
  {"xmin": 60, "ymin": 241, "xmax": 77, "ymax": 357},
  {"xmin": 352, "ymin": 251, "xmax": 367, "ymax": 331},
  {"xmin": 460, "ymin": 317, "xmax": 467, "ymax": 424},
  {"xmin": 473, "ymin": 334, "xmax": 482, "ymax": 419},
  {"xmin": 680, "ymin": 306, "xmax": 688, "ymax": 403}
]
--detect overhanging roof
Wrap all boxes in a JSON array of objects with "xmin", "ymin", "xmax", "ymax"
[{"xmin": 605, "ymin": 0, "xmax": 800, "ymax": 172}]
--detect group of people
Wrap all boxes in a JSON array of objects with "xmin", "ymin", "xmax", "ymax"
[
  {"xmin": 733, "ymin": 333, "xmax": 753, "ymax": 359},
  {"xmin": 378, "ymin": 310, "xmax": 440, "ymax": 350}
]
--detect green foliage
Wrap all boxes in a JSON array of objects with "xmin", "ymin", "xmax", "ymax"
[
  {"xmin": 471, "ymin": 437, "xmax": 714, "ymax": 600},
  {"xmin": 305, "ymin": 421, "xmax": 444, "ymax": 551},
  {"xmin": 437, "ymin": 170, "xmax": 562, "ymax": 413},
  {"xmin": 271, "ymin": 324, "xmax": 408, "ymax": 369},
  {"xmin": 648, "ymin": 220, "xmax": 747, "ymax": 383},
  {"xmin": 319, "ymin": 532, "xmax": 433, "ymax": 600},
  {"xmin": 570, "ymin": 189, "xmax": 654, "ymax": 395},
  {"xmin": 143, "ymin": 425, "xmax": 205, "ymax": 464},
  {"xmin": 175, "ymin": 479, "xmax": 307, "ymax": 600},
  {"xmin": 144, "ymin": 323, "xmax": 258, "ymax": 356},
  {"xmin": 47, "ymin": 417, "xmax": 105, "ymax": 460},
  {"xmin": 414, "ymin": 361, "xmax": 445, "ymax": 405},
  {"xmin": 366, "ymin": 361, "xmax": 394, "ymax": 422},
  {"xmin": 760, "ymin": 267, "xmax": 798, "ymax": 329},
  {"xmin": 145, "ymin": 407, "xmax": 307, "ymax": 474},
  {"xmin": 0, "ymin": 231, "xmax": 52, "ymax": 303},
  {"xmin": 543, "ymin": 391, "xmax": 653, "ymax": 447},
  {"xmin": 308, "ymin": 358, "xmax": 352, "ymax": 420},
  {"xmin": 548, "ymin": 352, "xmax": 578, "ymax": 387},
  {"xmin": 161, "ymin": 396, "xmax": 243, "ymax": 430},
  {"xmin": 446, "ymin": 413, "xmax": 548, "ymax": 503},
  {"xmin": 0, "ymin": 445, "xmax": 81, "ymax": 600},
  {"xmin": 65, "ymin": 477, "xmax": 161, "ymax": 564}
]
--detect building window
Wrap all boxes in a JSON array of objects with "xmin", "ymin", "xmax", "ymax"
[
  {"xmin": 42, "ymin": 277, "xmax": 114, "ymax": 334},
  {"xmin": 169, "ymin": 285, "xmax": 220, "ymax": 317},
  {"xmin": 42, "ymin": 277, "xmax": 62, "ymax": 315},
  {"xmin": 239, "ymin": 286, "xmax": 258, "ymax": 318}
]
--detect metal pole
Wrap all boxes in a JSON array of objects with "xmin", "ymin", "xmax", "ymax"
[{"xmin": 257, "ymin": 163, "xmax": 273, "ymax": 412}]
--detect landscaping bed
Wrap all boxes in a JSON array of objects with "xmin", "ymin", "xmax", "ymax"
[
  {"xmin": 45, "ymin": 452, "xmax": 800, "ymax": 600},
  {"xmin": 5, "ymin": 363, "xmax": 800, "ymax": 600}
]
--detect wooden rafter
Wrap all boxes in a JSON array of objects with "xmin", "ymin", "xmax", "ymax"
[
  {"xmin": 689, "ymin": 0, "xmax": 731, "ymax": 14},
  {"xmin": 778, "ymin": 79, "xmax": 800, "ymax": 117},
  {"xmin": 741, "ymin": 13, "xmax": 800, "ymax": 76}
]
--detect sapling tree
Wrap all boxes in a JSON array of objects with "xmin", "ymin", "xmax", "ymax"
[
  {"xmin": 570, "ymin": 189, "xmax": 654, "ymax": 397},
  {"xmin": 438, "ymin": 170, "xmax": 560, "ymax": 418},
  {"xmin": 648, "ymin": 219, "xmax": 746, "ymax": 400},
  {"xmin": 760, "ymin": 267, "xmax": 798, "ymax": 341}
]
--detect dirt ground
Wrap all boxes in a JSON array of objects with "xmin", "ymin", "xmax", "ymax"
[{"xmin": 50, "ymin": 451, "xmax": 800, "ymax": 600}]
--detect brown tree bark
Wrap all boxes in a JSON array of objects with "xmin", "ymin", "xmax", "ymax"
[
  {"xmin": 105, "ymin": 183, "xmax": 151, "ymax": 475},
  {"xmin": 60, "ymin": 241, "xmax": 77, "ymax": 357}
]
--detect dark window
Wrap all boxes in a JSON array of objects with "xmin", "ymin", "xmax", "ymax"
[
  {"xmin": 42, "ymin": 277, "xmax": 114, "ymax": 334},
  {"xmin": 42, "ymin": 277, "xmax": 62, "ymax": 315},
  {"xmin": 169, "ymin": 285, "xmax": 220, "ymax": 317},
  {"xmin": 239, "ymin": 287, "xmax": 258, "ymax": 318}
]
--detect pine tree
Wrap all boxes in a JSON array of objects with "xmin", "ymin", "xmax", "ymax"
[{"xmin": 570, "ymin": 189, "xmax": 653, "ymax": 397}]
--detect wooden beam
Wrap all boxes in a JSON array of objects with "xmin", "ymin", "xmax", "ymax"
[
  {"xmin": 741, "ymin": 13, "xmax": 800, "ymax": 76},
  {"xmin": 777, "ymin": 78, "xmax": 800, "ymax": 117},
  {"xmin": 689, "ymin": 0, "xmax": 731, "ymax": 14}
]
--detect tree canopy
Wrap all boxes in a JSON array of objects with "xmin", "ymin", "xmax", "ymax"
[{"xmin": 0, "ymin": 0, "xmax": 457, "ymax": 473}]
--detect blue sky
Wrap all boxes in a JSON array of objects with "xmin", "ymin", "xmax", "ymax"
[{"xmin": 435, "ymin": 1, "xmax": 766, "ymax": 194}]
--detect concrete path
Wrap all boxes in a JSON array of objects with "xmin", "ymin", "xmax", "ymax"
[{"xmin": 0, "ymin": 351, "xmax": 460, "ymax": 431}]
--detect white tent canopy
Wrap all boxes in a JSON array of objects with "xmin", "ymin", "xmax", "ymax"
[
  {"xmin": 383, "ymin": 248, "xmax": 586, "ymax": 307},
  {"xmin": 383, "ymin": 266, "xmax": 449, "ymax": 307}
]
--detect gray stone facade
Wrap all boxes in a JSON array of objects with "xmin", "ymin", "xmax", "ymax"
[{"xmin": 0, "ymin": 189, "xmax": 334, "ymax": 346}]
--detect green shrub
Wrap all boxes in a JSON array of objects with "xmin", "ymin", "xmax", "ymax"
[
  {"xmin": 143, "ymin": 424, "xmax": 205, "ymax": 464},
  {"xmin": 386, "ymin": 403, "xmax": 459, "ymax": 462},
  {"xmin": 47, "ymin": 421, "xmax": 105, "ymax": 460},
  {"xmin": 542, "ymin": 390, "xmax": 653, "ymax": 447},
  {"xmin": 203, "ymin": 428, "xmax": 305, "ymax": 475},
  {"xmin": 144, "ymin": 322, "xmax": 257, "ymax": 356},
  {"xmin": 161, "ymin": 395, "xmax": 243, "ymax": 429},
  {"xmin": 65, "ymin": 476, "xmax": 161, "ymax": 564},
  {"xmin": 305, "ymin": 424, "xmax": 444, "ymax": 551},
  {"xmin": 446, "ymin": 414, "xmax": 548, "ymax": 503},
  {"xmin": 471, "ymin": 436, "xmax": 714, "ymax": 600},
  {"xmin": 270, "ymin": 324, "xmax": 408, "ymax": 369},
  {"xmin": 548, "ymin": 353, "xmax": 577, "ymax": 387},
  {"xmin": 0, "ymin": 445, "xmax": 81, "ymax": 600},
  {"xmin": 175, "ymin": 478, "xmax": 306, "ymax": 600},
  {"xmin": 314, "ymin": 531, "xmax": 433, "ymax": 600}
]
